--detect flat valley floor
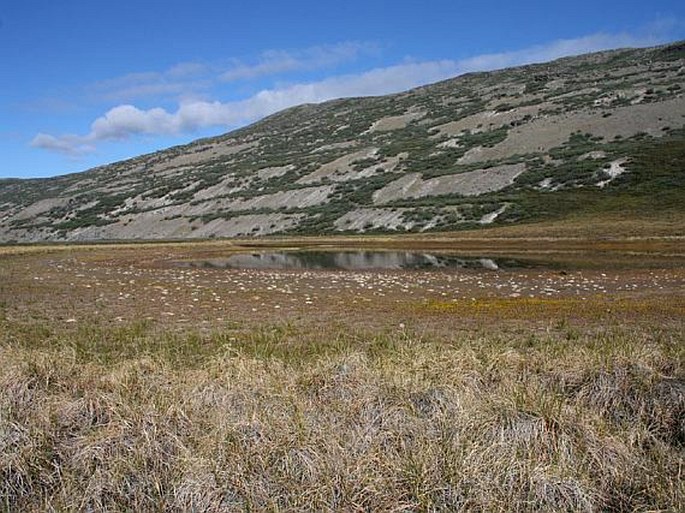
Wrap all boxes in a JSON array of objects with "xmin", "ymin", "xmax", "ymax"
[{"xmin": 1, "ymin": 234, "xmax": 683, "ymax": 511}]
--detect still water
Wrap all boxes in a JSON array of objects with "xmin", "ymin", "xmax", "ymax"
[{"xmin": 176, "ymin": 251, "xmax": 542, "ymax": 271}]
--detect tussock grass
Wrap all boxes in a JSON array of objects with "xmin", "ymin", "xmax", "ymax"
[{"xmin": 1, "ymin": 321, "xmax": 683, "ymax": 511}]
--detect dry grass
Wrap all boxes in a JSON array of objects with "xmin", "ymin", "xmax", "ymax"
[
  {"xmin": 1, "ymin": 318, "xmax": 683, "ymax": 512},
  {"xmin": 421, "ymin": 296, "xmax": 685, "ymax": 322}
]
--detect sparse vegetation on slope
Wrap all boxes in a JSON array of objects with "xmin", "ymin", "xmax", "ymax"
[{"xmin": 1, "ymin": 41, "xmax": 684, "ymax": 242}]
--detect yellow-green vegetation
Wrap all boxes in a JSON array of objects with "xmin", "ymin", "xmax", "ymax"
[
  {"xmin": 421, "ymin": 296, "xmax": 685, "ymax": 321},
  {"xmin": 0, "ymin": 236, "xmax": 683, "ymax": 511}
]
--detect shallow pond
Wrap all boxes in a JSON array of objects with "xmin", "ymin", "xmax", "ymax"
[{"xmin": 175, "ymin": 251, "xmax": 546, "ymax": 271}]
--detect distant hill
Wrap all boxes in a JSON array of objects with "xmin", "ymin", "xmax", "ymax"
[{"xmin": 1, "ymin": 41, "xmax": 684, "ymax": 242}]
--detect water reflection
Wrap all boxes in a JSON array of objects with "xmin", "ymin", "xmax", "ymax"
[{"xmin": 177, "ymin": 251, "xmax": 539, "ymax": 271}]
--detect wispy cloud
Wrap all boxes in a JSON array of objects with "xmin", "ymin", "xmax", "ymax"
[
  {"xmin": 30, "ymin": 133, "xmax": 95, "ymax": 156},
  {"xmin": 456, "ymin": 32, "xmax": 667, "ymax": 72},
  {"xmin": 219, "ymin": 42, "xmax": 379, "ymax": 82},
  {"xmin": 32, "ymin": 30, "xmax": 675, "ymax": 156},
  {"xmin": 86, "ymin": 42, "xmax": 377, "ymax": 103},
  {"xmin": 87, "ymin": 65, "xmax": 214, "ymax": 103}
]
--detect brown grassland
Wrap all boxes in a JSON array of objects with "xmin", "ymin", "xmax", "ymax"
[{"xmin": 0, "ymin": 220, "xmax": 683, "ymax": 512}]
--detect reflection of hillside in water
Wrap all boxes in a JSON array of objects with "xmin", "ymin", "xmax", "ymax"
[{"xmin": 177, "ymin": 251, "xmax": 540, "ymax": 271}]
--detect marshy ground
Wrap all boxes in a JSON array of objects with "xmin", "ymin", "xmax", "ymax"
[{"xmin": 1, "ymin": 233, "xmax": 683, "ymax": 511}]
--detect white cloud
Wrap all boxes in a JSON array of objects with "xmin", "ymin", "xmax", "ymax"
[
  {"xmin": 32, "ymin": 30, "xmax": 674, "ymax": 156},
  {"xmin": 241, "ymin": 59, "xmax": 461, "ymax": 109},
  {"xmin": 89, "ymin": 105, "xmax": 177, "ymax": 139},
  {"xmin": 32, "ymin": 60, "xmax": 461, "ymax": 153}
]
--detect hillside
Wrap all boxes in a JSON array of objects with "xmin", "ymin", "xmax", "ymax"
[{"xmin": 1, "ymin": 42, "xmax": 684, "ymax": 242}]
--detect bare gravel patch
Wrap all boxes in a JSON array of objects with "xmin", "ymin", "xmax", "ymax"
[{"xmin": 373, "ymin": 164, "xmax": 525, "ymax": 203}]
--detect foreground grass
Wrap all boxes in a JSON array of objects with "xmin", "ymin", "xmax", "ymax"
[{"xmin": 1, "ymin": 319, "xmax": 683, "ymax": 512}]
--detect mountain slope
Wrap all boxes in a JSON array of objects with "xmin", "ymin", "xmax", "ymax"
[{"xmin": 2, "ymin": 42, "xmax": 684, "ymax": 242}]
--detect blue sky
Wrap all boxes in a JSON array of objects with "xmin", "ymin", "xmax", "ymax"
[{"xmin": 1, "ymin": 1, "xmax": 684, "ymax": 179}]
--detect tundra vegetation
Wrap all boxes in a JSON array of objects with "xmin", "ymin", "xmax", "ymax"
[
  {"xmin": 1, "ymin": 39, "xmax": 684, "ymax": 513},
  {"xmin": 1, "ymin": 41, "xmax": 685, "ymax": 242},
  {"xmin": 0, "ymin": 223, "xmax": 683, "ymax": 511}
]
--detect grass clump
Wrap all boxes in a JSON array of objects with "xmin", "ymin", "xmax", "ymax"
[{"xmin": 1, "ymin": 320, "xmax": 683, "ymax": 511}]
